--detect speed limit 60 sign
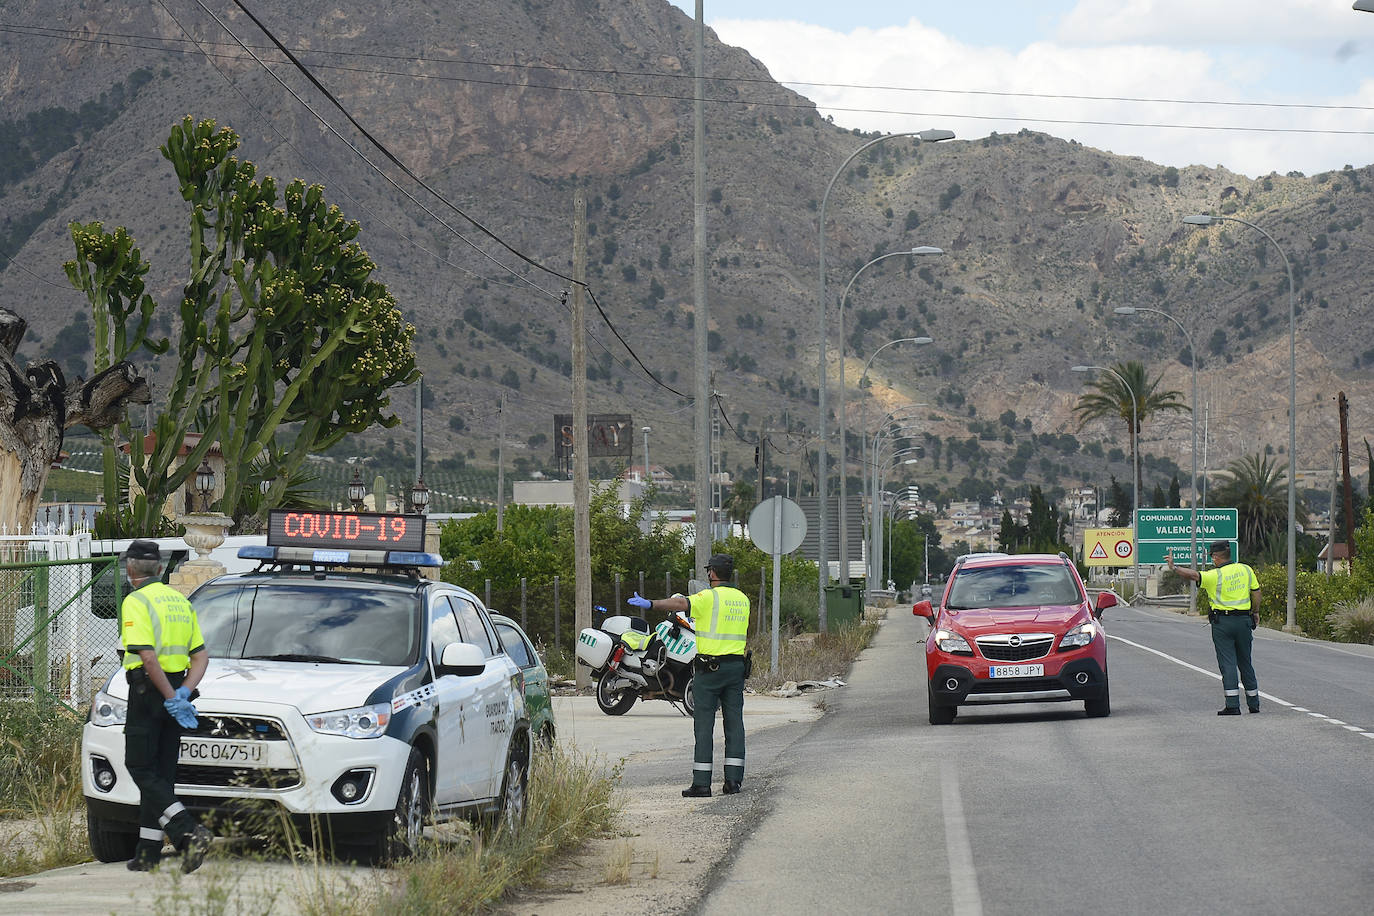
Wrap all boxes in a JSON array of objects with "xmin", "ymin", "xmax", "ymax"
[{"xmin": 1084, "ymin": 528, "xmax": 1134, "ymax": 567}]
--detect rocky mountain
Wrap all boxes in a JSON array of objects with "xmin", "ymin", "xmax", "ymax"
[{"xmin": 1, "ymin": 0, "xmax": 1371, "ymax": 505}]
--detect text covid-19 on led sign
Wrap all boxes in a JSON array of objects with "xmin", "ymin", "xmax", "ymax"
[{"xmin": 267, "ymin": 510, "xmax": 426, "ymax": 553}]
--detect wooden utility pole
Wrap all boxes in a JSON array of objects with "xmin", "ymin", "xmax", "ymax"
[
  {"xmin": 692, "ymin": 0, "xmax": 711, "ymax": 576},
  {"xmin": 1339, "ymin": 391, "xmax": 1356, "ymax": 558},
  {"xmin": 496, "ymin": 391, "xmax": 506, "ymax": 533},
  {"xmin": 572, "ymin": 191, "xmax": 593, "ymax": 687}
]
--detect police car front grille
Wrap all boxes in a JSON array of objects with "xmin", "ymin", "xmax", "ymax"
[
  {"xmin": 975, "ymin": 636, "xmax": 1054, "ymax": 661},
  {"xmin": 177, "ymin": 765, "xmax": 301, "ymax": 789},
  {"xmin": 183, "ymin": 715, "xmax": 288, "ymax": 741}
]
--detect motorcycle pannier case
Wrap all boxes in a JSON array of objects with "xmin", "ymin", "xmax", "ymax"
[{"xmin": 576, "ymin": 628, "xmax": 614, "ymax": 669}]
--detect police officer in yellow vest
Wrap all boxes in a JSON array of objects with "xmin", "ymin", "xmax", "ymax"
[
  {"xmin": 1168, "ymin": 540, "xmax": 1262, "ymax": 716},
  {"xmin": 120, "ymin": 539, "xmax": 214, "ymax": 871},
  {"xmin": 628, "ymin": 554, "xmax": 751, "ymax": 797}
]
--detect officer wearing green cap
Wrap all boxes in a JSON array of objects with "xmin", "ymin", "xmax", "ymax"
[
  {"xmin": 1168, "ymin": 540, "xmax": 1261, "ymax": 715},
  {"xmin": 628, "ymin": 553, "xmax": 751, "ymax": 797}
]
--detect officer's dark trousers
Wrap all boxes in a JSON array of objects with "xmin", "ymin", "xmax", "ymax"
[
  {"xmin": 691, "ymin": 656, "xmax": 746, "ymax": 788},
  {"xmin": 1211, "ymin": 614, "xmax": 1259, "ymax": 711},
  {"xmin": 125, "ymin": 670, "xmax": 195, "ymax": 859}
]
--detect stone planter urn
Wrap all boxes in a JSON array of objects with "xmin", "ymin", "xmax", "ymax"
[{"xmin": 170, "ymin": 512, "xmax": 235, "ymax": 595}]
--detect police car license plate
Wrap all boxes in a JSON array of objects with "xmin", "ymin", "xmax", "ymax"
[
  {"xmin": 988, "ymin": 664, "xmax": 1043, "ymax": 679},
  {"xmin": 179, "ymin": 738, "xmax": 267, "ymax": 767}
]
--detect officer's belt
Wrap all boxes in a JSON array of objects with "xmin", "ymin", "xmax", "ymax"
[{"xmin": 1213, "ymin": 608, "xmax": 1252, "ymax": 615}]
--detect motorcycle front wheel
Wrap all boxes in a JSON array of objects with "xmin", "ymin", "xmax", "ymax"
[
  {"xmin": 682, "ymin": 673, "xmax": 695, "ymax": 716},
  {"xmin": 595, "ymin": 673, "xmax": 639, "ymax": 715}
]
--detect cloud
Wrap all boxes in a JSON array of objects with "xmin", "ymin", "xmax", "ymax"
[
  {"xmin": 1056, "ymin": 0, "xmax": 1359, "ymax": 48},
  {"xmin": 709, "ymin": 15, "xmax": 1374, "ymax": 177}
]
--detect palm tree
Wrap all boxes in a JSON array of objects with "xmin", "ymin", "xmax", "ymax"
[
  {"xmin": 1213, "ymin": 452, "xmax": 1305, "ymax": 562},
  {"xmin": 1073, "ymin": 361, "xmax": 1188, "ymax": 499}
]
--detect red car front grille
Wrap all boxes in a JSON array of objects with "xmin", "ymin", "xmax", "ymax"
[{"xmin": 975, "ymin": 636, "xmax": 1054, "ymax": 661}]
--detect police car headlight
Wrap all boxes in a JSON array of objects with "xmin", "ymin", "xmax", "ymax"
[
  {"xmin": 304, "ymin": 703, "xmax": 392, "ymax": 739},
  {"xmin": 89, "ymin": 689, "xmax": 127, "ymax": 727},
  {"xmin": 933, "ymin": 629, "xmax": 973, "ymax": 655},
  {"xmin": 1059, "ymin": 621, "xmax": 1097, "ymax": 650}
]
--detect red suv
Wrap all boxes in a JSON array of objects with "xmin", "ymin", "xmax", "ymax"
[{"xmin": 913, "ymin": 552, "xmax": 1116, "ymax": 724}]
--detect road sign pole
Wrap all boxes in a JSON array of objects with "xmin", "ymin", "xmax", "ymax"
[{"xmin": 772, "ymin": 497, "xmax": 783, "ymax": 674}]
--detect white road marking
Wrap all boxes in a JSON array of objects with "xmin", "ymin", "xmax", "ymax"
[
  {"xmin": 940, "ymin": 762, "xmax": 984, "ymax": 916},
  {"xmin": 1108, "ymin": 634, "xmax": 1371, "ymax": 744}
]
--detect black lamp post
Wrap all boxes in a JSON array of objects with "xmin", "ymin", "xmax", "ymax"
[
  {"xmin": 410, "ymin": 476, "xmax": 430, "ymax": 514},
  {"xmin": 347, "ymin": 469, "xmax": 367, "ymax": 511}
]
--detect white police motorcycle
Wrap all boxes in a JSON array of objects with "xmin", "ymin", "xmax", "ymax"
[{"xmin": 575, "ymin": 604, "xmax": 697, "ymax": 716}]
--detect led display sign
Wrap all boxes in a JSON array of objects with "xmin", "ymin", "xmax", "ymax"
[{"xmin": 267, "ymin": 510, "xmax": 426, "ymax": 553}]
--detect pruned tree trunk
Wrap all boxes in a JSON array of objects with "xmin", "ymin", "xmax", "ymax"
[{"xmin": 0, "ymin": 308, "xmax": 149, "ymax": 532}]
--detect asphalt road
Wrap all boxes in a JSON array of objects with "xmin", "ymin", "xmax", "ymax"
[{"xmin": 695, "ymin": 600, "xmax": 1374, "ymax": 916}]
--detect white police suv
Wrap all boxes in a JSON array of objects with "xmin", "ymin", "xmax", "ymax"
[{"xmin": 82, "ymin": 510, "xmax": 530, "ymax": 863}]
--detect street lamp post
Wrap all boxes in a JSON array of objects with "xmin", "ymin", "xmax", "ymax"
[
  {"xmin": 1115, "ymin": 306, "xmax": 1200, "ymax": 615},
  {"xmin": 865, "ymin": 407, "xmax": 924, "ymax": 593},
  {"xmin": 1073, "ymin": 365, "xmax": 1140, "ymax": 598},
  {"xmin": 837, "ymin": 250, "xmax": 942, "ymax": 587},
  {"xmin": 818, "ymin": 128, "xmax": 954, "ymax": 630},
  {"xmin": 851, "ymin": 335, "xmax": 934, "ymax": 583},
  {"xmin": 1183, "ymin": 214, "xmax": 1298, "ymax": 633},
  {"xmin": 870, "ymin": 434, "xmax": 922, "ymax": 593},
  {"xmin": 874, "ymin": 454, "xmax": 920, "ymax": 593}
]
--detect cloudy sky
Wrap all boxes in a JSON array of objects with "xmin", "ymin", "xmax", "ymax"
[{"xmin": 670, "ymin": 0, "xmax": 1374, "ymax": 178}]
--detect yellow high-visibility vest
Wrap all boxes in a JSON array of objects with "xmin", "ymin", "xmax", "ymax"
[
  {"xmin": 1200, "ymin": 562, "xmax": 1258, "ymax": 610},
  {"xmin": 121, "ymin": 582, "xmax": 204, "ymax": 673},
  {"xmin": 688, "ymin": 585, "xmax": 750, "ymax": 656}
]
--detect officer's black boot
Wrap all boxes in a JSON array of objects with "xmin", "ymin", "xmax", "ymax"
[
  {"xmin": 682, "ymin": 785, "xmax": 711, "ymax": 797},
  {"xmin": 178, "ymin": 824, "xmax": 214, "ymax": 874},
  {"xmin": 127, "ymin": 840, "xmax": 162, "ymax": 872}
]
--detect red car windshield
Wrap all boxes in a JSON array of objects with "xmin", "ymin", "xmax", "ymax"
[{"xmin": 945, "ymin": 564, "xmax": 1082, "ymax": 610}]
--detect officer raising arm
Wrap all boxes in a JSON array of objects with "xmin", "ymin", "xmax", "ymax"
[
  {"xmin": 628, "ymin": 554, "xmax": 751, "ymax": 798},
  {"xmin": 1168, "ymin": 541, "xmax": 1262, "ymax": 716},
  {"xmin": 120, "ymin": 540, "xmax": 214, "ymax": 872}
]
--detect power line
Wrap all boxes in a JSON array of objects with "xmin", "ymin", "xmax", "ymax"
[
  {"xmin": 13, "ymin": 22, "xmax": 1374, "ymax": 116},
  {"xmin": 8, "ymin": 21, "xmax": 1374, "ymax": 138},
  {"xmin": 187, "ymin": 1, "xmax": 682, "ymax": 400}
]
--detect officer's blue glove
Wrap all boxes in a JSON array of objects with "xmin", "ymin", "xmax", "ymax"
[
  {"xmin": 627, "ymin": 592, "xmax": 652, "ymax": 610},
  {"xmin": 174, "ymin": 685, "xmax": 193, "ymax": 702},
  {"xmin": 164, "ymin": 697, "xmax": 198, "ymax": 729}
]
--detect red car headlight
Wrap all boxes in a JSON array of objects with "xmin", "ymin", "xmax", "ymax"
[
  {"xmin": 933, "ymin": 629, "xmax": 973, "ymax": 655},
  {"xmin": 1059, "ymin": 621, "xmax": 1097, "ymax": 650}
]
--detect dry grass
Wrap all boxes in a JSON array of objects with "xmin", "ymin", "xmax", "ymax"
[
  {"xmin": 745, "ymin": 618, "xmax": 879, "ymax": 693},
  {"xmin": 1327, "ymin": 595, "xmax": 1374, "ymax": 644},
  {"xmin": 358, "ymin": 744, "xmax": 621, "ymax": 915},
  {"xmin": 0, "ymin": 706, "xmax": 89, "ymax": 877}
]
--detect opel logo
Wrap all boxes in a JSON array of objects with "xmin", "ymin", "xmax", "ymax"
[{"xmin": 1008, "ymin": 635, "xmax": 1022, "ymax": 647}]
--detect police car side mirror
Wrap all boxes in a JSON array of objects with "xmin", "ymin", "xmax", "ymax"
[{"xmin": 439, "ymin": 642, "xmax": 487, "ymax": 677}]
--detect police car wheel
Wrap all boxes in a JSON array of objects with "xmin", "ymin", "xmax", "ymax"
[
  {"xmin": 595, "ymin": 673, "xmax": 638, "ymax": 715},
  {"xmin": 484, "ymin": 733, "xmax": 529, "ymax": 839},
  {"xmin": 86, "ymin": 806, "xmax": 138, "ymax": 862},
  {"xmin": 377, "ymin": 747, "xmax": 430, "ymax": 862}
]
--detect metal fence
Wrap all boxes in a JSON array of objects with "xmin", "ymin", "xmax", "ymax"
[{"xmin": 0, "ymin": 533, "xmax": 122, "ymax": 713}]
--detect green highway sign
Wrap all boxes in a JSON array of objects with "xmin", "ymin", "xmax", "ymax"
[{"xmin": 1135, "ymin": 508, "xmax": 1238, "ymax": 565}]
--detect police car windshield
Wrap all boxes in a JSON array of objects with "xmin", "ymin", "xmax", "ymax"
[
  {"xmin": 195, "ymin": 583, "xmax": 421, "ymax": 666},
  {"xmin": 945, "ymin": 565, "xmax": 1082, "ymax": 610}
]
